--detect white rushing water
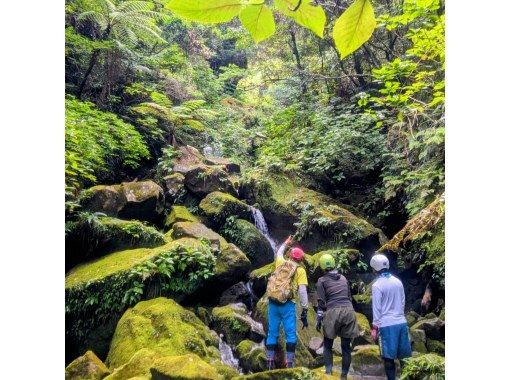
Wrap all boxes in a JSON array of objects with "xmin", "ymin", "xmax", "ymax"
[
  {"xmin": 218, "ymin": 334, "xmax": 243, "ymax": 374},
  {"xmin": 249, "ymin": 206, "xmax": 278, "ymax": 253}
]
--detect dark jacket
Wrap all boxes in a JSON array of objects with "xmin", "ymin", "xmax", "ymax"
[{"xmin": 316, "ymin": 270, "xmax": 353, "ymax": 312}]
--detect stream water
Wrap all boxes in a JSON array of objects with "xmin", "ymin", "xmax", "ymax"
[
  {"xmin": 249, "ymin": 206, "xmax": 278, "ymax": 253},
  {"xmin": 218, "ymin": 334, "xmax": 243, "ymax": 374}
]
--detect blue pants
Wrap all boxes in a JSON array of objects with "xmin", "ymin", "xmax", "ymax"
[
  {"xmin": 266, "ymin": 300, "xmax": 297, "ymax": 346},
  {"xmin": 378, "ymin": 323, "xmax": 412, "ymax": 360}
]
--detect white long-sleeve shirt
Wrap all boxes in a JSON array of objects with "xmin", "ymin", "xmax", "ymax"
[{"xmin": 371, "ymin": 273, "xmax": 407, "ymax": 328}]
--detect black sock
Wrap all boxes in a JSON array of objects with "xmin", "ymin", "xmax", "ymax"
[
  {"xmin": 323, "ymin": 337, "xmax": 334, "ymax": 373},
  {"xmin": 340, "ymin": 337, "xmax": 352, "ymax": 376},
  {"xmin": 384, "ymin": 358, "xmax": 396, "ymax": 380}
]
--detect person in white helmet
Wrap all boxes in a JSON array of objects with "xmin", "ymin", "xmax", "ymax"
[{"xmin": 369, "ymin": 253, "xmax": 412, "ymax": 380}]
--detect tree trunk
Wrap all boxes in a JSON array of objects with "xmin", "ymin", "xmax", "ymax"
[
  {"xmin": 289, "ymin": 29, "xmax": 307, "ymax": 94},
  {"xmin": 77, "ymin": 49, "xmax": 101, "ymax": 99}
]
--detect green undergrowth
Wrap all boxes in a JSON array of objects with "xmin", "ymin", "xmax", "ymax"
[
  {"xmin": 401, "ymin": 353, "xmax": 445, "ymax": 380},
  {"xmin": 65, "ymin": 238, "xmax": 216, "ymax": 344}
]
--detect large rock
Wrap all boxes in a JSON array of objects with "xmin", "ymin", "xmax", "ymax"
[
  {"xmin": 173, "ymin": 145, "xmax": 205, "ymax": 174},
  {"xmin": 65, "ymin": 350, "xmax": 110, "ymax": 380},
  {"xmin": 106, "ymin": 298, "xmax": 220, "ymax": 369},
  {"xmin": 353, "ymin": 312, "xmax": 372, "ymax": 346},
  {"xmin": 219, "ymin": 282, "xmax": 252, "ymax": 307},
  {"xmin": 150, "ymin": 354, "xmax": 220, "ymax": 380},
  {"xmin": 184, "ymin": 164, "xmax": 237, "ymax": 197},
  {"xmin": 426, "ymin": 339, "xmax": 445, "ymax": 356},
  {"xmin": 211, "ymin": 303, "xmax": 266, "ymax": 346},
  {"xmin": 222, "ymin": 219, "xmax": 274, "ymax": 268},
  {"xmin": 170, "ymin": 221, "xmax": 228, "ymax": 251},
  {"xmin": 164, "ymin": 206, "xmax": 199, "ymax": 229},
  {"xmin": 409, "ymin": 329, "xmax": 428, "ymax": 353},
  {"xmin": 104, "ymin": 349, "xmax": 162, "ymax": 380},
  {"xmin": 199, "ymin": 192, "xmax": 252, "ymax": 225},
  {"xmin": 163, "ymin": 173, "xmax": 186, "ymax": 202},
  {"xmin": 351, "ymin": 345, "xmax": 384, "ymax": 377},
  {"xmin": 253, "ymin": 296, "xmax": 323, "ymax": 369},
  {"xmin": 66, "ymin": 238, "xmax": 215, "ymax": 361},
  {"xmin": 79, "ymin": 181, "xmax": 165, "ymax": 223},
  {"xmin": 66, "ymin": 216, "xmax": 165, "ymax": 271},
  {"xmin": 306, "ymin": 249, "xmax": 361, "ymax": 282},
  {"xmin": 204, "ymin": 157, "xmax": 241, "ymax": 174},
  {"xmin": 241, "ymin": 175, "xmax": 386, "ymax": 253},
  {"xmin": 236, "ymin": 340, "xmax": 266, "ymax": 373},
  {"xmin": 411, "ymin": 317, "xmax": 445, "ymax": 341}
]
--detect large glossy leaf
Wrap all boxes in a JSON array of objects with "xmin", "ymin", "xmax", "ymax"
[
  {"xmin": 166, "ymin": 0, "xmax": 243, "ymax": 24},
  {"xmin": 274, "ymin": 0, "xmax": 326, "ymax": 38},
  {"xmin": 239, "ymin": 4, "xmax": 276, "ymax": 43},
  {"xmin": 332, "ymin": 0, "xmax": 376, "ymax": 59}
]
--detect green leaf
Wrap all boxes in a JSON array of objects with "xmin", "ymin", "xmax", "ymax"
[
  {"xmin": 274, "ymin": 0, "xmax": 326, "ymax": 38},
  {"xmin": 332, "ymin": 0, "xmax": 376, "ymax": 59},
  {"xmin": 239, "ymin": 4, "xmax": 276, "ymax": 43},
  {"xmin": 166, "ymin": 0, "xmax": 243, "ymax": 24}
]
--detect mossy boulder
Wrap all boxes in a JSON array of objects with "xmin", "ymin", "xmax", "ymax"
[
  {"xmin": 66, "ymin": 238, "xmax": 214, "ymax": 361},
  {"xmin": 410, "ymin": 329, "xmax": 428, "ymax": 353},
  {"xmin": 170, "ymin": 221, "xmax": 228, "ymax": 251},
  {"xmin": 241, "ymin": 175, "xmax": 386, "ymax": 254},
  {"xmin": 164, "ymin": 206, "xmax": 199, "ymax": 229},
  {"xmin": 163, "ymin": 173, "xmax": 186, "ymax": 202},
  {"xmin": 66, "ymin": 216, "xmax": 165, "ymax": 271},
  {"xmin": 65, "ymin": 350, "xmax": 110, "ymax": 380},
  {"xmin": 353, "ymin": 312, "xmax": 372, "ymax": 346},
  {"xmin": 150, "ymin": 354, "xmax": 220, "ymax": 380},
  {"xmin": 184, "ymin": 164, "xmax": 237, "ymax": 197},
  {"xmin": 199, "ymin": 192, "xmax": 252, "ymax": 225},
  {"xmin": 400, "ymin": 353, "xmax": 445, "ymax": 379},
  {"xmin": 352, "ymin": 293, "xmax": 372, "ymax": 322},
  {"xmin": 104, "ymin": 349, "xmax": 162, "ymax": 380},
  {"xmin": 406, "ymin": 310, "xmax": 421, "ymax": 327},
  {"xmin": 106, "ymin": 297, "xmax": 220, "ymax": 369},
  {"xmin": 204, "ymin": 157, "xmax": 241, "ymax": 174},
  {"xmin": 411, "ymin": 317, "xmax": 445, "ymax": 341},
  {"xmin": 236, "ymin": 340, "xmax": 266, "ymax": 373},
  {"xmin": 253, "ymin": 295, "xmax": 323, "ymax": 369},
  {"xmin": 173, "ymin": 145, "xmax": 206, "ymax": 174},
  {"xmin": 426, "ymin": 339, "xmax": 445, "ymax": 356},
  {"xmin": 232, "ymin": 368, "xmax": 321, "ymax": 380},
  {"xmin": 80, "ymin": 181, "xmax": 165, "ymax": 223},
  {"xmin": 351, "ymin": 345, "xmax": 384, "ymax": 377},
  {"xmin": 223, "ymin": 219, "xmax": 274, "ymax": 268},
  {"xmin": 214, "ymin": 243, "xmax": 251, "ymax": 284},
  {"xmin": 211, "ymin": 303, "xmax": 265, "ymax": 347}
]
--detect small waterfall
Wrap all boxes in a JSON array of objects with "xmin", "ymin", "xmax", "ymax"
[
  {"xmin": 243, "ymin": 279, "xmax": 259, "ymax": 312},
  {"xmin": 218, "ymin": 334, "xmax": 243, "ymax": 374},
  {"xmin": 249, "ymin": 206, "xmax": 278, "ymax": 253}
]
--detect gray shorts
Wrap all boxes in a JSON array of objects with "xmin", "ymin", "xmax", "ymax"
[{"xmin": 323, "ymin": 306, "xmax": 360, "ymax": 340}]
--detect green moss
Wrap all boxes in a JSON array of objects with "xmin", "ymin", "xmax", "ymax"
[
  {"xmin": 199, "ymin": 192, "xmax": 251, "ymax": 225},
  {"xmin": 164, "ymin": 206, "xmax": 199, "ymax": 229},
  {"xmin": 232, "ymin": 368, "xmax": 321, "ymax": 380},
  {"xmin": 106, "ymin": 298, "xmax": 219, "ymax": 369},
  {"xmin": 353, "ymin": 294, "xmax": 372, "ymax": 304},
  {"xmin": 406, "ymin": 311, "xmax": 421, "ymax": 326},
  {"xmin": 400, "ymin": 353, "xmax": 445, "ymax": 379},
  {"xmin": 170, "ymin": 222, "xmax": 229, "ymax": 250},
  {"xmin": 104, "ymin": 349, "xmax": 162, "ymax": 380},
  {"xmin": 150, "ymin": 354, "xmax": 220, "ymax": 380},
  {"xmin": 236, "ymin": 340, "xmax": 266, "ymax": 373},
  {"xmin": 351, "ymin": 345, "xmax": 382, "ymax": 367},
  {"xmin": 425, "ymin": 340, "xmax": 445, "ymax": 356},
  {"xmin": 211, "ymin": 304, "xmax": 252, "ymax": 346},
  {"xmin": 214, "ymin": 243, "xmax": 251, "ymax": 281},
  {"xmin": 65, "ymin": 350, "xmax": 110, "ymax": 380},
  {"xmin": 439, "ymin": 307, "xmax": 445, "ymax": 321}
]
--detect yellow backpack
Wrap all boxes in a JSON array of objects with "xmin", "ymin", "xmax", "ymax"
[{"xmin": 266, "ymin": 260, "xmax": 298, "ymax": 304}]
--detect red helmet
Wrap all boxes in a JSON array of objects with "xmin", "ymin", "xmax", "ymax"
[{"xmin": 290, "ymin": 247, "xmax": 305, "ymax": 261}]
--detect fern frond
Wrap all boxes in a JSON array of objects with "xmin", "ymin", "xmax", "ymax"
[
  {"xmin": 117, "ymin": 1, "xmax": 153, "ymax": 13},
  {"xmin": 76, "ymin": 11, "xmax": 108, "ymax": 31}
]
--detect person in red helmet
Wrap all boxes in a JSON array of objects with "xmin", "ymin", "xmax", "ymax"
[{"xmin": 265, "ymin": 235, "xmax": 309, "ymax": 369}]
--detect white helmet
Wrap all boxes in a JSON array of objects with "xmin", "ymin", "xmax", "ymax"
[{"xmin": 370, "ymin": 254, "xmax": 390, "ymax": 272}]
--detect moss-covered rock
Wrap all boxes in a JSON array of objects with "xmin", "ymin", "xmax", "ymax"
[
  {"xmin": 352, "ymin": 293, "xmax": 372, "ymax": 322},
  {"xmin": 173, "ymin": 145, "xmax": 205, "ymax": 174},
  {"xmin": 106, "ymin": 297, "xmax": 220, "ymax": 369},
  {"xmin": 184, "ymin": 164, "xmax": 238, "ymax": 197},
  {"xmin": 66, "ymin": 216, "xmax": 165, "ymax": 271},
  {"xmin": 164, "ymin": 206, "xmax": 199, "ymax": 229},
  {"xmin": 409, "ymin": 328, "xmax": 428, "ymax": 353},
  {"xmin": 104, "ymin": 349, "xmax": 162, "ymax": 380},
  {"xmin": 411, "ymin": 318, "xmax": 445, "ymax": 341},
  {"xmin": 150, "ymin": 353, "xmax": 220, "ymax": 380},
  {"xmin": 400, "ymin": 353, "xmax": 445, "ymax": 379},
  {"xmin": 236, "ymin": 340, "xmax": 266, "ymax": 373},
  {"xmin": 353, "ymin": 312, "xmax": 372, "ymax": 346},
  {"xmin": 426, "ymin": 339, "xmax": 445, "ymax": 356},
  {"xmin": 222, "ymin": 219, "xmax": 274, "ymax": 268},
  {"xmin": 252, "ymin": 295, "xmax": 323, "ymax": 369},
  {"xmin": 241, "ymin": 175, "xmax": 386, "ymax": 254},
  {"xmin": 65, "ymin": 350, "xmax": 110, "ymax": 380},
  {"xmin": 66, "ymin": 239, "xmax": 215, "ymax": 362},
  {"xmin": 232, "ymin": 368, "xmax": 321, "ymax": 380},
  {"xmin": 204, "ymin": 157, "xmax": 241, "ymax": 174},
  {"xmin": 211, "ymin": 303, "xmax": 265, "ymax": 347},
  {"xmin": 80, "ymin": 181, "xmax": 165, "ymax": 223},
  {"xmin": 170, "ymin": 221, "xmax": 228, "ymax": 251},
  {"xmin": 406, "ymin": 310, "xmax": 421, "ymax": 327},
  {"xmin": 199, "ymin": 192, "xmax": 252, "ymax": 225},
  {"xmin": 351, "ymin": 345, "xmax": 384, "ymax": 377},
  {"xmin": 163, "ymin": 173, "xmax": 186, "ymax": 202},
  {"xmin": 214, "ymin": 243, "xmax": 251, "ymax": 283}
]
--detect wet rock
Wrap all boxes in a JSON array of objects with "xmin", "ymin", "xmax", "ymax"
[
  {"xmin": 170, "ymin": 221, "xmax": 227, "ymax": 251},
  {"xmin": 150, "ymin": 353, "xmax": 220, "ymax": 380},
  {"xmin": 411, "ymin": 318, "xmax": 445, "ymax": 341},
  {"xmin": 308, "ymin": 337, "xmax": 324, "ymax": 357},
  {"xmin": 106, "ymin": 298, "xmax": 220, "ymax": 369},
  {"xmin": 426, "ymin": 339, "xmax": 445, "ymax": 356},
  {"xmin": 236, "ymin": 340, "xmax": 266, "ymax": 373},
  {"xmin": 353, "ymin": 312, "xmax": 372, "ymax": 346},
  {"xmin": 406, "ymin": 310, "xmax": 421, "ymax": 327},
  {"xmin": 199, "ymin": 192, "xmax": 252, "ymax": 225},
  {"xmin": 172, "ymin": 145, "xmax": 204, "ymax": 174},
  {"xmin": 65, "ymin": 350, "xmax": 110, "ymax": 380},
  {"xmin": 351, "ymin": 345, "xmax": 384, "ymax": 377},
  {"xmin": 219, "ymin": 282, "xmax": 251, "ymax": 307},
  {"xmin": 214, "ymin": 244, "xmax": 252, "ymax": 284},
  {"xmin": 204, "ymin": 157, "xmax": 241, "ymax": 174},
  {"xmin": 410, "ymin": 329, "xmax": 428, "ymax": 353},
  {"xmin": 163, "ymin": 173, "xmax": 186, "ymax": 202},
  {"xmin": 211, "ymin": 303, "xmax": 266, "ymax": 347}
]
